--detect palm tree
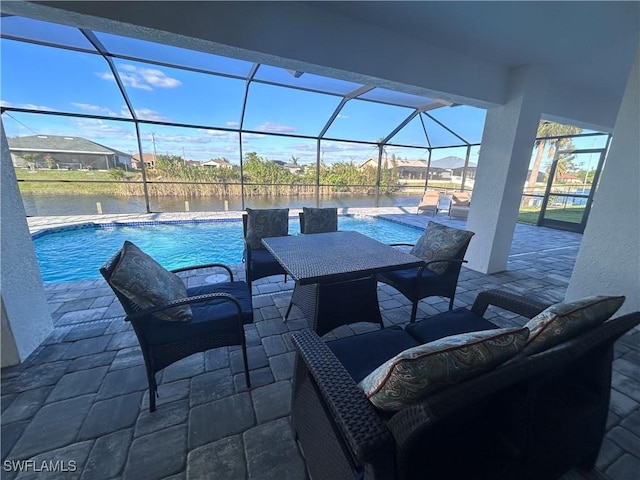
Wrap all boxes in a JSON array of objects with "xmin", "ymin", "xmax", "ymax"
[{"xmin": 527, "ymin": 122, "xmax": 582, "ymax": 189}]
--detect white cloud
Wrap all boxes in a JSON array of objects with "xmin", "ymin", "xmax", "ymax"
[
  {"xmin": 321, "ymin": 141, "xmax": 370, "ymax": 153},
  {"xmin": 97, "ymin": 64, "xmax": 182, "ymax": 91},
  {"xmin": 133, "ymin": 108, "xmax": 170, "ymax": 122},
  {"xmin": 146, "ymin": 133, "xmax": 211, "ymax": 145},
  {"xmin": 226, "ymin": 121, "xmax": 240, "ymax": 127},
  {"xmin": 202, "ymin": 129, "xmax": 236, "ymax": 140},
  {"xmin": 72, "ymin": 118, "xmax": 136, "ymax": 140},
  {"xmin": 70, "ymin": 103, "xmax": 120, "ymax": 116},
  {"xmin": 288, "ymin": 143, "xmax": 317, "ymax": 153},
  {"xmin": 0, "ymin": 100, "xmax": 54, "ymax": 111},
  {"xmin": 241, "ymin": 132, "xmax": 267, "ymax": 140},
  {"xmin": 254, "ymin": 122, "xmax": 296, "ymax": 134}
]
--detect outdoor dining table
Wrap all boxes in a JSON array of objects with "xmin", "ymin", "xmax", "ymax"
[{"xmin": 262, "ymin": 230, "xmax": 423, "ymax": 336}]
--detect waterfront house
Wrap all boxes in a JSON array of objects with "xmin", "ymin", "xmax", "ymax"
[{"xmin": 8, "ymin": 134, "xmax": 131, "ymax": 170}]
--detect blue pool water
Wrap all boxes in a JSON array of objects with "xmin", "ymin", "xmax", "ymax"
[{"xmin": 33, "ymin": 216, "xmax": 423, "ymax": 283}]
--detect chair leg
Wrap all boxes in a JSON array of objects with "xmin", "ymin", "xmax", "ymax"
[
  {"xmin": 242, "ymin": 341, "xmax": 251, "ymax": 388},
  {"xmin": 147, "ymin": 369, "xmax": 157, "ymax": 413},
  {"xmin": 448, "ymin": 296, "xmax": 455, "ymax": 310},
  {"xmin": 410, "ymin": 301, "xmax": 418, "ymax": 323},
  {"xmin": 284, "ymin": 300, "xmax": 294, "ymax": 321}
]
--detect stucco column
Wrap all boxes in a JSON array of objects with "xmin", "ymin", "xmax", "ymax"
[
  {"xmin": 1, "ymin": 121, "xmax": 53, "ymax": 367},
  {"xmin": 465, "ymin": 65, "xmax": 547, "ymax": 274},
  {"xmin": 565, "ymin": 46, "xmax": 640, "ymax": 315}
]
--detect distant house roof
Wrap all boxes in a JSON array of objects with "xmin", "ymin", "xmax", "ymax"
[
  {"xmin": 8, "ymin": 135, "xmax": 116, "ymax": 155},
  {"xmin": 91, "ymin": 141, "xmax": 131, "ymax": 157},
  {"xmin": 201, "ymin": 158, "xmax": 232, "ymax": 167},
  {"xmin": 360, "ymin": 156, "xmax": 478, "ymax": 170},
  {"xmin": 391, "ymin": 159, "xmax": 427, "ymax": 168},
  {"xmin": 282, "ymin": 162, "xmax": 302, "ymax": 169},
  {"xmin": 362, "ymin": 158, "xmax": 428, "ymax": 169},
  {"xmin": 430, "ymin": 156, "xmax": 477, "ymax": 169}
]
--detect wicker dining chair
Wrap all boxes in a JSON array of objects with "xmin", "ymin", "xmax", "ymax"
[
  {"xmin": 377, "ymin": 221, "xmax": 475, "ymax": 322},
  {"xmin": 242, "ymin": 208, "xmax": 289, "ymax": 293},
  {"xmin": 100, "ymin": 241, "xmax": 254, "ymax": 412},
  {"xmin": 284, "ymin": 207, "xmax": 339, "ymax": 322},
  {"xmin": 299, "ymin": 206, "xmax": 338, "ymax": 234}
]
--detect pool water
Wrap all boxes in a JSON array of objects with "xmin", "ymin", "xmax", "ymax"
[{"xmin": 33, "ymin": 216, "xmax": 423, "ymax": 283}]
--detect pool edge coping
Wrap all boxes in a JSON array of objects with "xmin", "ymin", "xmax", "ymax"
[{"xmin": 28, "ymin": 207, "xmax": 422, "ymax": 237}]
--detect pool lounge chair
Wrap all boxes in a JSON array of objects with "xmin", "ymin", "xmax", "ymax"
[
  {"xmin": 449, "ymin": 191, "xmax": 471, "ymax": 219},
  {"xmin": 416, "ymin": 190, "xmax": 441, "ymax": 216}
]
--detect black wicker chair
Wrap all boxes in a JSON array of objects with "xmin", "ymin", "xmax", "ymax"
[
  {"xmin": 291, "ymin": 289, "xmax": 640, "ymax": 480},
  {"xmin": 284, "ymin": 207, "xmax": 340, "ymax": 322},
  {"xmin": 100, "ymin": 248, "xmax": 253, "ymax": 412},
  {"xmin": 377, "ymin": 222, "xmax": 474, "ymax": 322},
  {"xmin": 242, "ymin": 213, "xmax": 288, "ymax": 293},
  {"xmin": 299, "ymin": 207, "xmax": 338, "ymax": 234}
]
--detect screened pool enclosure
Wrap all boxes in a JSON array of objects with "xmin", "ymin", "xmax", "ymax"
[{"xmin": 1, "ymin": 14, "xmax": 609, "ymax": 231}]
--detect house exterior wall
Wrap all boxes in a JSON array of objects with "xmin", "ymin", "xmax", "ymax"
[
  {"xmin": 10, "ymin": 150, "xmax": 116, "ymax": 170},
  {"xmin": 1, "ymin": 122, "xmax": 53, "ymax": 366}
]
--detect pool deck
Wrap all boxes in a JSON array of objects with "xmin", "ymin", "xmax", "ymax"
[
  {"xmin": 2, "ymin": 208, "xmax": 639, "ymax": 479},
  {"xmin": 25, "ymin": 207, "xmax": 413, "ymax": 235}
]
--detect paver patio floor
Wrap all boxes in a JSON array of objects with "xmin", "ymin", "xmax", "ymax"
[{"xmin": 2, "ymin": 212, "xmax": 638, "ymax": 479}]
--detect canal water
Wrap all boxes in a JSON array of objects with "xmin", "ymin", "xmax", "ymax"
[{"xmin": 21, "ymin": 193, "xmax": 422, "ymax": 216}]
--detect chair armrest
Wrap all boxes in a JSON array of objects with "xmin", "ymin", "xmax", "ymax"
[
  {"xmin": 171, "ymin": 263, "xmax": 234, "ymax": 281},
  {"xmin": 291, "ymin": 329, "xmax": 393, "ymax": 465},
  {"xmin": 125, "ymin": 292, "xmax": 242, "ymax": 322},
  {"xmin": 470, "ymin": 289, "xmax": 550, "ymax": 318},
  {"xmin": 416, "ymin": 259, "xmax": 467, "ymax": 278},
  {"xmin": 243, "ymin": 238, "xmax": 252, "ymax": 264}
]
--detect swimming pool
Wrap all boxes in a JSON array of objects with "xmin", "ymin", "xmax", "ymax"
[{"xmin": 33, "ymin": 216, "xmax": 423, "ymax": 283}]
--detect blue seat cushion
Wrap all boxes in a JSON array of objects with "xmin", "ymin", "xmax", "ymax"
[
  {"xmin": 137, "ymin": 281, "xmax": 253, "ymax": 345},
  {"xmin": 378, "ymin": 266, "xmax": 440, "ymax": 293},
  {"xmin": 327, "ymin": 326, "xmax": 420, "ymax": 383},
  {"xmin": 405, "ymin": 307, "xmax": 499, "ymax": 344},
  {"xmin": 248, "ymin": 248, "xmax": 286, "ymax": 279}
]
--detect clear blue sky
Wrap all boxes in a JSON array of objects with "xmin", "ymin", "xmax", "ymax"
[{"xmin": 0, "ymin": 16, "xmax": 605, "ymax": 169}]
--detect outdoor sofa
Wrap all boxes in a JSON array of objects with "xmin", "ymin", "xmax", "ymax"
[{"xmin": 291, "ymin": 289, "xmax": 639, "ymax": 480}]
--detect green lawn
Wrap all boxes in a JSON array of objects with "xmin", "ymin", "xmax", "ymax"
[
  {"xmin": 518, "ymin": 206, "xmax": 586, "ymax": 225},
  {"xmin": 15, "ymin": 169, "xmax": 138, "ymax": 195}
]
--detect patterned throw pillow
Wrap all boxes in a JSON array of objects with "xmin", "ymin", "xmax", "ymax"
[
  {"xmin": 519, "ymin": 295, "xmax": 625, "ymax": 356},
  {"xmin": 359, "ymin": 327, "xmax": 529, "ymax": 411},
  {"xmin": 109, "ymin": 241, "xmax": 192, "ymax": 322},
  {"xmin": 245, "ymin": 208, "xmax": 289, "ymax": 249},
  {"xmin": 302, "ymin": 207, "xmax": 338, "ymax": 234},
  {"xmin": 410, "ymin": 221, "xmax": 475, "ymax": 275}
]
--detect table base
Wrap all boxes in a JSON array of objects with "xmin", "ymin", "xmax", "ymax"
[{"xmin": 289, "ymin": 276, "xmax": 384, "ymax": 336}]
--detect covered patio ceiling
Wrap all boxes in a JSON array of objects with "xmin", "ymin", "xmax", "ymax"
[
  {"xmin": 2, "ymin": 1, "xmax": 637, "ymax": 133},
  {"xmin": 0, "ymin": 12, "xmax": 488, "ymax": 163}
]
